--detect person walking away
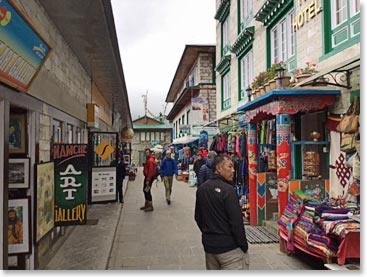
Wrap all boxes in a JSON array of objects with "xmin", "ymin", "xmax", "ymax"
[
  {"xmin": 160, "ymin": 151, "xmax": 178, "ymax": 205},
  {"xmin": 193, "ymin": 152, "xmax": 206, "ymax": 185},
  {"xmin": 195, "ymin": 154, "xmax": 249, "ymax": 270},
  {"xmin": 116, "ymin": 154, "xmax": 126, "ymax": 203},
  {"xmin": 141, "ymin": 148, "xmax": 156, "ymax": 212},
  {"xmin": 197, "ymin": 151, "xmax": 217, "ymax": 186}
]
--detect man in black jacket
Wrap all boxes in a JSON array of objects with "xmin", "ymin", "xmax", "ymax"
[{"xmin": 194, "ymin": 154, "xmax": 249, "ymax": 270}]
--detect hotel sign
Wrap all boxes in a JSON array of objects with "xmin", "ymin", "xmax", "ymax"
[
  {"xmin": 0, "ymin": 0, "xmax": 52, "ymax": 91},
  {"xmin": 293, "ymin": 0, "xmax": 322, "ymax": 32}
]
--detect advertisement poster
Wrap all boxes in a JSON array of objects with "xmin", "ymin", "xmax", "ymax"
[
  {"xmin": 91, "ymin": 167, "xmax": 116, "ymax": 203},
  {"xmin": 191, "ymin": 98, "xmax": 209, "ymax": 125},
  {"xmin": 36, "ymin": 161, "xmax": 54, "ymax": 242},
  {"xmin": 53, "ymin": 144, "xmax": 88, "ymax": 226},
  {"xmin": 0, "ymin": 0, "xmax": 51, "ymax": 91}
]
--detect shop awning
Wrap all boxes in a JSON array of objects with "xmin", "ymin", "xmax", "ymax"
[
  {"xmin": 237, "ymin": 89, "xmax": 341, "ymax": 123},
  {"xmin": 170, "ymin": 137, "xmax": 199, "ymax": 145}
]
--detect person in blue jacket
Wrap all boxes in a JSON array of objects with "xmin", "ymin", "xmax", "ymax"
[{"xmin": 160, "ymin": 151, "xmax": 178, "ymax": 205}]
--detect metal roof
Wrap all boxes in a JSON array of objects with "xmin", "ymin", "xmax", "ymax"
[{"xmin": 38, "ymin": 0, "xmax": 132, "ymax": 128}]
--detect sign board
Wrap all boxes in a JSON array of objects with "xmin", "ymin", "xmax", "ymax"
[
  {"xmin": 91, "ymin": 167, "xmax": 116, "ymax": 203},
  {"xmin": 191, "ymin": 98, "xmax": 209, "ymax": 125},
  {"xmin": 0, "ymin": 0, "xmax": 52, "ymax": 91},
  {"xmin": 53, "ymin": 144, "xmax": 88, "ymax": 226},
  {"xmin": 191, "ymin": 126, "xmax": 217, "ymax": 137},
  {"xmin": 94, "ymin": 139, "xmax": 115, "ymax": 160}
]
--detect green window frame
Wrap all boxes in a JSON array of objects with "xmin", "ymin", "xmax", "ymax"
[
  {"xmin": 222, "ymin": 70, "xmax": 231, "ymax": 110},
  {"xmin": 322, "ymin": 0, "xmax": 360, "ymax": 58},
  {"xmin": 238, "ymin": 0, "xmax": 253, "ymax": 33},
  {"xmin": 268, "ymin": 8, "xmax": 296, "ymax": 72},
  {"xmin": 222, "ymin": 16, "xmax": 231, "ymax": 56},
  {"xmin": 238, "ymin": 49, "xmax": 253, "ymax": 101}
]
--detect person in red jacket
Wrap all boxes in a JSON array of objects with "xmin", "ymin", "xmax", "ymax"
[{"xmin": 140, "ymin": 148, "xmax": 156, "ymax": 212}]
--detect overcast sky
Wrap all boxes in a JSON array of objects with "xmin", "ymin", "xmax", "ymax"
[{"xmin": 111, "ymin": 0, "xmax": 216, "ymax": 121}]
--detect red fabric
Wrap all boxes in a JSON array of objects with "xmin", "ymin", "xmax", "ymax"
[
  {"xmin": 337, "ymin": 231, "xmax": 360, "ymax": 265},
  {"xmin": 143, "ymin": 154, "xmax": 156, "ymax": 182}
]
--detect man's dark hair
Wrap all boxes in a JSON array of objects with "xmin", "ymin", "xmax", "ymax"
[
  {"xmin": 212, "ymin": 154, "xmax": 230, "ymax": 172},
  {"xmin": 145, "ymin": 148, "xmax": 151, "ymax": 153}
]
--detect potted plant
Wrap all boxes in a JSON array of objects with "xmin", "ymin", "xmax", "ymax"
[
  {"xmin": 257, "ymin": 71, "xmax": 268, "ymax": 96},
  {"xmin": 292, "ymin": 62, "xmax": 318, "ymax": 83}
]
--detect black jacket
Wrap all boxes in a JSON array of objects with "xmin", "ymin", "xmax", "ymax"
[
  {"xmin": 193, "ymin": 158, "xmax": 206, "ymax": 176},
  {"xmin": 195, "ymin": 174, "xmax": 248, "ymax": 254}
]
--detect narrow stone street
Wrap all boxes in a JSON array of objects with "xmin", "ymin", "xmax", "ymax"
[{"xmin": 45, "ymin": 168, "xmax": 325, "ymax": 270}]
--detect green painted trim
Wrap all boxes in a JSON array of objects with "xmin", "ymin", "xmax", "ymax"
[
  {"xmin": 215, "ymin": 0, "xmax": 230, "ymax": 22},
  {"xmin": 350, "ymin": 90, "xmax": 360, "ymax": 103},
  {"xmin": 215, "ymin": 55, "xmax": 231, "ymax": 75},
  {"xmin": 238, "ymin": 46, "xmax": 253, "ymax": 101},
  {"xmin": 221, "ymin": 70, "xmax": 231, "ymax": 111},
  {"xmin": 319, "ymin": 35, "xmax": 360, "ymax": 62}
]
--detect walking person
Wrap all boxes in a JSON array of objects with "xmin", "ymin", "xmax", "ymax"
[
  {"xmin": 116, "ymin": 154, "xmax": 126, "ymax": 203},
  {"xmin": 140, "ymin": 148, "xmax": 156, "ymax": 212},
  {"xmin": 195, "ymin": 154, "xmax": 249, "ymax": 270},
  {"xmin": 197, "ymin": 151, "xmax": 217, "ymax": 186},
  {"xmin": 160, "ymin": 151, "xmax": 178, "ymax": 205}
]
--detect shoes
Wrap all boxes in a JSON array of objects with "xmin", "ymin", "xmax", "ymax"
[
  {"xmin": 144, "ymin": 201, "xmax": 154, "ymax": 212},
  {"xmin": 140, "ymin": 201, "xmax": 148, "ymax": 210},
  {"xmin": 166, "ymin": 199, "xmax": 171, "ymax": 205},
  {"xmin": 119, "ymin": 201, "xmax": 124, "ymax": 204}
]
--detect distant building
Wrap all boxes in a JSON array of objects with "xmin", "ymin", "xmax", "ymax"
[
  {"xmin": 165, "ymin": 45, "xmax": 217, "ymax": 146},
  {"xmin": 132, "ymin": 115, "xmax": 172, "ymax": 165}
]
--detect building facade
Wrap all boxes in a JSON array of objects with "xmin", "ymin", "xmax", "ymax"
[
  {"xmin": 166, "ymin": 45, "xmax": 218, "ymax": 145},
  {"xmin": 1, "ymin": 0, "xmax": 132, "ymax": 269},
  {"xmin": 132, "ymin": 116, "xmax": 172, "ymax": 166},
  {"xmin": 214, "ymin": 0, "xmax": 360, "ymax": 129},
  {"xmin": 214, "ymin": 0, "xmax": 360, "ymax": 216}
]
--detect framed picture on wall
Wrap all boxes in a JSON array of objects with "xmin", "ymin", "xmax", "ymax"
[
  {"xmin": 35, "ymin": 162, "xmax": 55, "ymax": 242},
  {"xmin": 8, "ymin": 158, "xmax": 30, "ymax": 189},
  {"xmin": 8, "ymin": 198, "xmax": 31, "ymax": 255},
  {"xmin": 9, "ymin": 113, "xmax": 27, "ymax": 155}
]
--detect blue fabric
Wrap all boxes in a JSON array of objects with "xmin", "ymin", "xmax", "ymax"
[
  {"xmin": 160, "ymin": 157, "xmax": 178, "ymax": 176},
  {"xmin": 197, "ymin": 159, "xmax": 214, "ymax": 186}
]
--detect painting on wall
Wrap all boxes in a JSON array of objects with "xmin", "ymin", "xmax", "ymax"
[
  {"xmin": 9, "ymin": 113, "xmax": 27, "ymax": 155},
  {"xmin": 35, "ymin": 162, "xmax": 55, "ymax": 242},
  {"xmin": 8, "ymin": 158, "xmax": 30, "ymax": 189},
  {"xmin": 8, "ymin": 198, "xmax": 31, "ymax": 254}
]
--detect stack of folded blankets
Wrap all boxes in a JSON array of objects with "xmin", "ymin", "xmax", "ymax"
[{"xmin": 278, "ymin": 190, "xmax": 360, "ymax": 258}]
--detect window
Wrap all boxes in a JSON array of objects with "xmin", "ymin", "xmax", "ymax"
[
  {"xmin": 240, "ymin": 0, "xmax": 252, "ymax": 31},
  {"xmin": 327, "ymin": 0, "xmax": 360, "ymax": 52},
  {"xmin": 239, "ymin": 50, "xmax": 253, "ymax": 100},
  {"xmin": 270, "ymin": 10, "xmax": 295, "ymax": 70},
  {"xmin": 67, "ymin": 124, "xmax": 73, "ymax": 143},
  {"xmin": 140, "ymin": 131, "xmax": 146, "ymax": 142},
  {"xmin": 160, "ymin": 132, "xmax": 165, "ymax": 141},
  {"xmin": 182, "ymin": 115, "xmax": 185, "ymax": 127},
  {"xmin": 222, "ymin": 72, "xmax": 231, "ymax": 110},
  {"xmin": 76, "ymin": 127, "xmax": 81, "ymax": 143},
  {"xmin": 146, "ymin": 131, "xmax": 150, "ymax": 141},
  {"xmin": 187, "ymin": 110, "xmax": 190, "ymax": 124},
  {"xmin": 222, "ymin": 16, "xmax": 230, "ymax": 55},
  {"xmin": 52, "ymin": 120, "xmax": 62, "ymax": 143}
]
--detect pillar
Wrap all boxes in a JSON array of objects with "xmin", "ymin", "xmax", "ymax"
[
  {"xmin": 247, "ymin": 123, "xmax": 258, "ymax": 226},
  {"xmin": 276, "ymin": 114, "xmax": 291, "ymax": 217}
]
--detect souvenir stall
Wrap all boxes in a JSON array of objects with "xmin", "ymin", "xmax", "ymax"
[
  {"xmin": 237, "ymin": 90, "xmax": 360, "ymax": 264},
  {"xmin": 169, "ymin": 138, "xmax": 198, "ymax": 182},
  {"xmin": 237, "ymin": 90, "xmax": 340, "ymax": 226}
]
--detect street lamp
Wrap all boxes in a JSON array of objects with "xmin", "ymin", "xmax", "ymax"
[
  {"xmin": 276, "ymin": 66, "xmax": 286, "ymax": 89},
  {"xmin": 246, "ymin": 86, "xmax": 252, "ymax": 102}
]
